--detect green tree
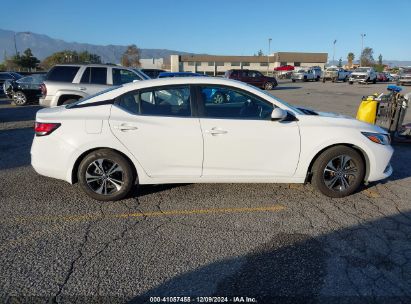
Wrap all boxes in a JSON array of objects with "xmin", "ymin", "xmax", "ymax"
[
  {"xmin": 41, "ymin": 50, "xmax": 101, "ymax": 69},
  {"xmin": 19, "ymin": 48, "xmax": 40, "ymax": 71},
  {"xmin": 338, "ymin": 57, "xmax": 343, "ymax": 67},
  {"xmin": 121, "ymin": 45, "xmax": 141, "ymax": 67},
  {"xmin": 347, "ymin": 52, "xmax": 355, "ymax": 68},
  {"xmin": 360, "ymin": 47, "xmax": 374, "ymax": 66},
  {"xmin": 257, "ymin": 49, "xmax": 264, "ymax": 56},
  {"xmin": 378, "ymin": 54, "xmax": 383, "ymax": 66}
]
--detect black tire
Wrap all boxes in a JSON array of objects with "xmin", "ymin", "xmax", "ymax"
[
  {"xmin": 349, "ymin": 81, "xmax": 353, "ymax": 85},
  {"xmin": 12, "ymin": 91, "xmax": 27, "ymax": 106},
  {"xmin": 292, "ymin": 79, "xmax": 296, "ymax": 83},
  {"xmin": 78, "ymin": 149, "xmax": 135, "ymax": 201},
  {"xmin": 373, "ymin": 78, "xmax": 377, "ymax": 84},
  {"xmin": 315, "ymin": 76, "xmax": 320, "ymax": 82},
  {"xmin": 264, "ymin": 82, "xmax": 274, "ymax": 90},
  {"xmin": 343, "ymin": 76, "xmax": 348, "ymax": 82},
  {"xmin": 303, "ymin": 76, "xmax": 307, "ymax": 82},
  {"xmin": 322, "ymin": 78, "xmax": 326, "ymax": 83},
  {"xmin": 62, "ymin": 98, "xmax": 78, "ymax": 105},
  {"xmin": 311, "ymin": 146, "xmax": 365, "ymax": 198}
]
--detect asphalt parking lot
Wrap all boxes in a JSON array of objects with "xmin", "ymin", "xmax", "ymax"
[{"xmin": 1, "ymin": 80, "xmax": 411, "ymax": 303}]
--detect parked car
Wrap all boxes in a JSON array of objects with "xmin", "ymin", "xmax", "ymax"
[
  {"xmin": 396, "ymin": 67, "xmax": 411, "ymax": 86},
  {"xmin": 274, "ymin": 65, "xmax": 294, "ymax": 71},
  {"xmin": 4, "ymin": 74, "xmax": 46, "ymax": 105},
  {"xmin": 384, "ymin": 72, "xmax": 394, "ymax": 82},
  {"xmin": 376, "ymin": 72, "xmax": 388, "ymax": 82},
  {"xmin": 31, "ymin": 77, "xmax": 393, "ymax": 201},
  {"xmin": 39, "ymin": 64, "xmax": 148, "ymax": 107},
  {"xmin": 348, "ymin": 67, "xmax": 377, "ymax": 84},
  {"xmin": 291, "ymin": 68, "xmax": 317, "ymax": 82},
  {"xmin": 0, "ymin": 72, "xmax": 23, "ymax": 94},
  {"xmin": 322, "ymin": 67, "xmax": 350, "ymax": 82},
  {"xmin": 141, "ymin": 69, "xmax": 165, "ymax": 78},
  {"xmin": 224, "ymin": 69, "xmax": 278, "ymax": 90},
  {"xmin": 158, "ymin": 72, "xmax": 206, "ymax": 78}
]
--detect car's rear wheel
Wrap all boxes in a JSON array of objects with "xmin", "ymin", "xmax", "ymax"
[
  {"xmin": 12, "ymin": 91, "xmax": 27, "ymax": 106},
  {"xmin": 78, "ymin": 149, "xmax": 135, "ymax": 201},
  {"xmin": 264, "ymin": 82, "xmax": 274, "ymax": 90},
  {"xmin": 373, "ymin": 78, "xmax": 377, "ymax": 84},
  {"xmin": 311, "ymin": 146, "xmax": 365, "ymax": 198}
]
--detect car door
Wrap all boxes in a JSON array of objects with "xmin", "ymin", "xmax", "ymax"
[
  {"xmin": 79, "ymin": 67, "xmax": 110, "ymax": 95},
  {"xmin": 248, "ymin": 70, "xmax": 264, "ymax": 87},
  {"xmin": 196, "ymin": 85, "xmax": 301, "ymax": 177},
  {"xmin": 109, "ymin": 85, "xmax": 203, "ymax": 177}
]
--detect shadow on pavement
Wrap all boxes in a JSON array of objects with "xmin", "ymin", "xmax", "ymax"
[
  {"xmin": 0, "ymin": 103, "xmax": 42, "ymax": 123},
  {"xmin": 0, "ymin": 128, "xmax": 33, "ymax": 170},
  {"xmin": 133, "ymin": 211, "xmax": 411, "ymax": 303},
  {"xmin": 274, "ymin": 86, "xmax": 302, "ymax": 90}
]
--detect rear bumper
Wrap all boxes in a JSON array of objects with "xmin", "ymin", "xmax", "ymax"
[
  {"xmin": 31, "ymin": 134, "xmax": 76, "ymax": 183},
  {"xmin": 39, "ymin": 95, "xmax": 56, "ymax": 107}
]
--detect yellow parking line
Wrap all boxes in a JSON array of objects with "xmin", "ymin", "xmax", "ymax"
[
  {"xmin": 0, "ymin": 205, "xmax": 286, "ymax": 251},
  {"xmin": 2, "ymin": 205, "xmax": 286, "ymax": 224}
]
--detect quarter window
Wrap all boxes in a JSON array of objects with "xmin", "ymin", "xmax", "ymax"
[{"xmin": 198, "ymin": 85, "xmax": 273, "ymax": 120}]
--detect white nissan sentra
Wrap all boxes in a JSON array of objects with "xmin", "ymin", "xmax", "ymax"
[{"xmin": 31, "ymin": 77, "xmax": 393, "ymax": 201}]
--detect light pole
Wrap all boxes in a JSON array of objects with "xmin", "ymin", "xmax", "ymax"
[
  {"xmin": 360, "ymin": 33, "xmax": 366, "ymax": 67},
  {"xmin": 13, "ymin": 32, "xmax": 31, "ymax": 56},
  {"xmin": 267, "ymin": 38, "xmax": 272, "ymax": 76},
  {"xmin": 332, "ymin": 40, "xmax": 337, "ymax": 65}
]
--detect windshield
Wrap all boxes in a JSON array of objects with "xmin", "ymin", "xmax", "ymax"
[
  {"xmin": 354, "ymin": 68, "xmax": 369, "ymax": 73},
  {"xmin": 295, "ymin": 69, "xmax": 306, "ymax": 73},
  {"xmin": 65, "ymin": 86, "xmax": 120, "ymax": 108},
  {"xmin": 247, "ymin": 84, "xmax": 304, "ymax": 115}
]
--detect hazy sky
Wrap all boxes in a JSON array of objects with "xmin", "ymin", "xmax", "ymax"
[{"xmin": 1, "ymin": 0, "xmax": 410, "ymax": 61}]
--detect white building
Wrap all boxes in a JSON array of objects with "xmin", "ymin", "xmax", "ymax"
[{"xmin": 140, "ymin": 58, "xmax": 164, "ymax": 69}]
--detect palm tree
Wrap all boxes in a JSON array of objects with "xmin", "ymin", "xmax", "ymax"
[{"xmin": 347, "ymin": 52, "xmax": 355, "ymax": 68}]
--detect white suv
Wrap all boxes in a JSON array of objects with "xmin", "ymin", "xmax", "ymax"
[
  {"xmin": 349, "ymin": 67, "xmax": 377, "ymax": 84},
  {"xmin": 31, "ymin": 77, "xmax": 393, "ymax": 201},
  {"xmin": 39, "ymin": 64, "xmax": 149, "ymax": 107}
]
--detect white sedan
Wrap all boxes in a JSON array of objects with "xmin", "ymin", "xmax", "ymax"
[{"xmin": 31, "ymin": 77, "xmax": 393, "ymax": 201}]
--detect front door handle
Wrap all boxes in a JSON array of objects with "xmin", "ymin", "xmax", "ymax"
[
  {"xmin": 206, "ymin": 127, "xmax": 228, "ymax": 136},
  {"xmin": 115, "ymin": 124, "xmax": 138, "ymax": 131},
  {"xmin": 79, "ymin": 87, "xmax": 87, "ymax": 91}
]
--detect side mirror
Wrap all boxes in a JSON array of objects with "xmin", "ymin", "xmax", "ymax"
[{"xmin": 271, "ymin": 108, "xmax": 287, "ymax": 121}]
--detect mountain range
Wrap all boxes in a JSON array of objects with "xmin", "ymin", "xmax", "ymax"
[
  {"xmin": 1, "ymin": 29, "xmax": 410, "ymax": 67},
  {"xmin": 0, "ymin": 29, "xmax": 195, "ymax": 64}
]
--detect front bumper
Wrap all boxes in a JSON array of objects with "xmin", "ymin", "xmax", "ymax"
[
  {"xmin": 398, "ymin": 78, "xmax": 411, "ymax": 83},
  {"xmin": 366, "ymin": 144, "xmax": 394, "ymax": 182}
]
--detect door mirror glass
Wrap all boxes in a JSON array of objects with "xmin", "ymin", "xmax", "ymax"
[{"xmin": 271, "ymin": 108, "xmax": 287, "ymax": 121}]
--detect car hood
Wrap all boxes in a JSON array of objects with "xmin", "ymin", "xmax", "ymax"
[{"xmin": 297, "ymin": 107, "xmax": 388, "ymax": 134}]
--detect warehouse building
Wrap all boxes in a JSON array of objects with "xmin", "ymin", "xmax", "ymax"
[{"xmin": 170, "ymin": 52, "xmax": 328, "ymax": 76}]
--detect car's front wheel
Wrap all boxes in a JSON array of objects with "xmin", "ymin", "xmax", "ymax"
[
  {"xmin": 78, "ymin": 149, "xmax": 135, "ymax": 201},
  {"xmin": 311, "ymin": 146, "xmax": 365, "ymax": 198}
]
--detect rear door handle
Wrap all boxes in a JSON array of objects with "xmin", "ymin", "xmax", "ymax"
[{"xmin": 206, "ymin": 127, "xmax": 228, "ymax": 136}]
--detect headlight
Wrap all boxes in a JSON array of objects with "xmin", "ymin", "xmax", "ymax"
[{"xmin": 362, "ymin": 132, "xmax": 391, "ymax": 145}]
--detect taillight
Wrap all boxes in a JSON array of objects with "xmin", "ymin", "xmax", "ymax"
[
  {"xmin": 40, "ymin": 83, "xmax": 47, "ymax": 96},
  {"xmin": 34, "ymin": 122, "xmax": 61, "ymax": 136}
]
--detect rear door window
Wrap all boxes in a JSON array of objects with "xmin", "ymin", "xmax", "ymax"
[
  {"xmin": 90, "ymin": 67, "xmax": 107, "ymax": 85},
  {"xmin": 46, "ymin": 66, "xmax": 80, "ymax": 82}
]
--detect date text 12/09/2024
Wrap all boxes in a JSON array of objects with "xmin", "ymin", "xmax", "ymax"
[{"xmin": 149, "ymin": 296, "xmax": 257, "ymax": 303}]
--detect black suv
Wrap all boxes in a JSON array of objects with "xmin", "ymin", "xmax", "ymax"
[{"xmin": 224, "ymin": 69, "xmax": 278, "ymax": 90}]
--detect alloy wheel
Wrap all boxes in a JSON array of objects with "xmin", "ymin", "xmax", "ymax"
[
  {"xmin": 323, "ymin": 155, "xmax": 359, "ymax": 192},
  {"xmin": 85, "ymin": 158, "xmax": 124, "ymax": 195},
  {"xmin": 13, "ymin": 92, "xmax": 27, "ymax": 105}
]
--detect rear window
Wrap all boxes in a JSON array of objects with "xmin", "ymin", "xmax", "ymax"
[{"xmin": 46, "ymin": 66, "xmax": 80, "ymax": 82}]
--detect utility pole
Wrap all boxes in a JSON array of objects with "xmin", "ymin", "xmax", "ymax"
[
  {"xmin": 360, "ymin": 33, "xmax": 366, "ymax": 67},
  {"xmin": 267, "ymin": 38, "xmax": 272, "ymax": 76},
  {"xmin": 332, "ymin": 40, "xmax": 337, "ymax": 65},
  {"xmin": 13, "ymin": 33, "xmax": 18, "ymax": 56}
]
